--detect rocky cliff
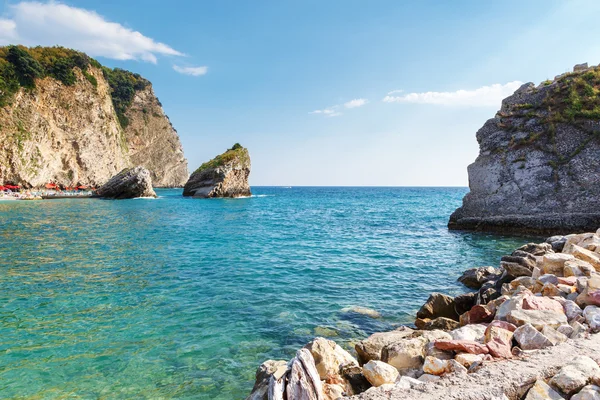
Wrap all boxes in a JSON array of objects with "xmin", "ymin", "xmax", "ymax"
[
  {"xmin": 449, "ymin": 63, "xmax": 600, "ymax": 234},
  {"xmin": 183, "ymin": 144, "xmax": 251, "ymax": 198},
  {"xmin": 0, "ymin": 45, "xmax": 188, "ymax": 188}
]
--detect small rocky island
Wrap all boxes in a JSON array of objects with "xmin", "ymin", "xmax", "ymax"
[
  {"xmin": 183, "ymin": 144, "xmax": 251, "ymax": 198},
  {"xmin": 450, "ymin": 63, "xmax": 600, "ymax": 234},
  {"xmin": 95, "ymin": 166, "xmax": 156, "ymax": 199}
]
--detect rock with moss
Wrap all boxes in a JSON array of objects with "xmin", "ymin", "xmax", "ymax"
[
  {"xmin": 449, "ymin": 63, "xmax": 600, "ymax": 234},
  {"xmin": 183, "ymin": 144, "xmax": 251, "ymax": 198}
]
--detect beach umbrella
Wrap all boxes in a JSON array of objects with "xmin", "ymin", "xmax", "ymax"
[
  {"xmin": 45, "ymin": 183, "xmax": 57, "ymax": 189},
  {"xmin": 77, "ymin": 185, "xmax": 88, "ymax": 190}
]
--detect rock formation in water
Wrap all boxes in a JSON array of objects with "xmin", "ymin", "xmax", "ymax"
[
  {"xmin": 0, "ymin": 45, "xmax": 188, "ymax": 188},
  {"xmin": 183, "ymin": 143, "xmax": 251, "ymax": 198},
  {"xmin": 450, "ymin": 63, "xmax": 600, "ymax": 234},
  {"xmin": 95, "ymin": 166, "xmax": 156, "ymax": 199}
]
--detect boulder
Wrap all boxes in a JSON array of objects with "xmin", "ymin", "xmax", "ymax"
[
  {"xmin": 433, "ymin": 340, "xmax": 490, "ymax": 355},
  {"xmin": 565, "ymin": 259, "xmax": 596, "ymax": 277},
  {"xmin": 541, "ymin": 253, "xmax": 575, "ymax": 276},
  {"xmin": 455, "ymin": 353, "xmax": 485, "ymax": 368},
  {"xmin": 546, "ymin": 236, "xmax": 567, "ymax": 253},
  {"xmin": 507, "ymin": 309, "xmax": 567, "ymax": 330},
  {"xmin": 340, "ymin": 364, "xmax": 371, "ymax": 395},
  {"xmin": 95, "ymin": 166, "xmax": 156, "ymax": 199},
  {"xmin": 563, "ymin": 300, "xmax": 584, "ymax": 321},
  {"xmin": 454, "ymin": 292, "xmax": 478, "ymax": 315},
  {"xmin": 458, "ymin": 266, "xmax": 502, "ymax": 289},
  {"xmin": 355, "ymin": 327, "xmax": 414, "ymax": 365},
  {"xmin": 496, "ymin": 293, "xmax": 527, "ymax": 320},
  {"xmin": 557, "ymin": 324, "xmax": 575, "ymax": 337},
  {"xmin": 571, "ymin": 320, "xmax": 589, "ymax": 339},
  {"xmin": 418, "ymin": 374, "xmax": 441, "ymax": 383},
  {"xmin": 571, "ymin": 245, "xmax": 600, "ymax": 271},
  {"xmin": 323, "ymin": 383, "xmax": 344, "ymax": 400},
  {"xmin": 583, "ymin": 306, "xmax": 600, "ymax": 332},
  {"xmin": 416, "ymin": 293, "xmax": 459, "ymax": 321},
  {"xmin": 524, "ymin": 380, "xmax": 564, "ymax": 400},
  {"xmin": 286, "ymin": 349, "xmax": 324, "ymax": 400},
  {"xmin": 304, "ymin": 337, "xmax": 357, "ymax": 383},
  {"xmin": 484, "ymin": 323, "xmax": 514, "ymax": 359},
  {"xmin": 246, "ymin": 360, "xmax": 287, "ymax": 400},
  {"xmin": 572, "ymin": 385, "xmax": 600, "ymax": 400},
  {"xmin": 513, "ymin": 323, "xmax": 553, "ymax": 350},
  {"xmin": 183, "ymin": 144, "xmax": 251, "ymax": 198},
  {"xmin": 522, "ymin": 297, "xmax": 564, "ymax": 313},
  {"xmin": 381, "ymin": 337, "xmax": 426, "ymax": 371},
  {"xmin": 362, "ymin": 360, "xmax": 399, "ymax": 387},
  {"xmin": 419, "ymin": 317, "xmax": 460, "ymax": 331},
  {"xmin": 549, "ymin": 356, "xmax": 600, "ymax": 395},
  {"xmin": 422, "ymin": 356, "xmax": 448, "ymax": 376},
  {"xmin": 563, "ymin": 233, "xmax": 600, "ymax": 253},
  {"xmin": 577, "ymin": 277, "xmax": 600, "ymax": 307},
  {"xmin": 450, "ymin": 324, "xmax": 487, "ymax": 343},
  {"xmin": 540, "ymin": 326, "xmax": 568, "ymax": 345},
  {"xmin": 518, "ymin": 242, "xmax": 555, "ymax": 256},
  {"xmin": 501, "ymin": 261, "xmax": 533, "ymax": 278},
  {"xmin": 460, "ymin": 304, "xmax": 494, "ymax": 325}
]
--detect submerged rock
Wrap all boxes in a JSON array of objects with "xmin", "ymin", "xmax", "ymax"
[
  {"xmin": 95, "ymin": 166, "xmax": 156, "ymax": 199},
  {"xmin": 183, "ymin": 144, "xmax": 251, "ymax": 198}
]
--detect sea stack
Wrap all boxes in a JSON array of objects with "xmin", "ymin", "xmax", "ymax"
[
  {"xmin": 95, "ymin": 166, "xmax": 156, "ymax": 199},
  {"xmin": 183, "ymin": 144, "xmax": 251, "ymax": 198},
  {"xmin": 449, "ymin": 63, "xmax": 600, "ymax": 234}
]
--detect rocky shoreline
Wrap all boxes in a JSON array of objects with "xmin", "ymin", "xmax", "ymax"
[{"xmin": 247, "ymin": 230, "xmax": 600, "ymax": 400}]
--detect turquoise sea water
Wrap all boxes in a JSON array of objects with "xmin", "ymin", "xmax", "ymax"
[{"xmin": 0, "ymin": 187, "xmax": 537, "ymax": 399}]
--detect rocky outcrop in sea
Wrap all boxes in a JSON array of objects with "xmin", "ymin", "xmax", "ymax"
[
  {"xmin": 95, "ymin": 166, "xmax": 156, "ymax": 199},
  {"xmin": 247, "ymin": 230, "xmax": 600, "ymax": 400},
  {"xmin": 449, "ymin": 63, "xmax": 600, "ymax": 234},
  {"xmin": 183, "ymin": 144, "xmax": 251, "ymax": 198},
  {"xmin": 0, "ymin": 46, "xmax": 188, "ymax": 189}
]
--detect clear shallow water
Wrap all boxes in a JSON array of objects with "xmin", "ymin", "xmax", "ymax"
[{"xmin": 0, "ymin": 187, "xmax": 538, "ymax": 399}]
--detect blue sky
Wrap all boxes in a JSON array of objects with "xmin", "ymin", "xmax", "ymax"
[{"xmin": 1, "ymin": 0, "xmax": 599, "ymax": 186}]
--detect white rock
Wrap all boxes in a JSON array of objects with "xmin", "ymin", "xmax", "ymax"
[
  {"xmin": 455, "ymin": 353, "xmax": 484, "ymax": 368},
  {"xmin": 583, "ymin": 306, "xmax": 600, "ymax": 332},
  {"xmin": 541, "ymin": 253, "xmax": 575, "ymax": 276},
  {"xmin": 362, "ymin": 360, "xmax": 399, "ymax": 387},
  {"xmin": 572, "ymin": 385, "xmax": 600, "ymax": 400},
  {"xmin": 525, "ymin": 379, "xmax": 564, "ymax": 400},
  {"xmin": 395, "ymin": 376, "xmax": 424, "ymax": 389},
  {"xmin": 450, "ymin": 324, "xmax": 487, "ymax": 343},
  {"xmin": 418, "ymin": 373, "xmax": 441, "ymax": 383},
  {"xmin": 382, "ymin": 337, "xmax": 426, "ymax": 371},
  {"xmin": 541, "ymin": 326, "xmax": 568, "ymax": 345},
  {"xmin": 514, "ymin": 323, "xmax": 553, "ymax": 350},
  {"xmin": 422, "ymin": 356, "xmax": 448, "ymax": 376},
  {"xmin": 549, "ymin": 356, "xmax": 600, "ymax": 395},
  {"xmin": 304, "ymin": 337, "xmax": 358, "ymax": 382}
]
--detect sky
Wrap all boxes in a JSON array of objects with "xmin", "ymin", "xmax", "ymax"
[{"xmin": 0, "ymin": 0, "xmax": 599, "ymax": 186}]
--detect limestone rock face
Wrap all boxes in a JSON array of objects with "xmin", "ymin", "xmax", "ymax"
[
  {"xmin": 449, "ymin": 65, "xmax": 600, "ymax": 234},
  {"xmin": 0, "ymin": 50, "xmax": 188, "ymax": 188},
  {"xmin": 95, "ymin": 167, "xmax": 156, "ymax": 199},
  {"xmin": 123, "ymin": 85, "xmax": 188, "ymax": 187},
  {"xmin": 183, "ymin": 144, "xmax": 251, "ymax": 198}
]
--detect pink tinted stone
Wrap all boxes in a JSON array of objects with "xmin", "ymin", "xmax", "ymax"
[
  {"xmin": 486, "ymin": 337, "xmax": 512, "ymax": 359},
  {"xmin": 433, "ymin": 340, "xmax": 490, "ymax": 355},
  {"xmin": 522, "ymin": 296, "xmax": 564, "ymax": 313},
  {"xmin": 557, "ymin": 276, "xmax": 577, "ymax": 286},
  {"xmin": 486, "ymin": 320, "xmax": 517, "ymax": 333}
]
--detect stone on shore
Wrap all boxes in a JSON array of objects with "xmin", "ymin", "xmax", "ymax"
[
  {"xmin": 525, "ymin": 380, "xmax": 564, "ymax": 400},
  {"xmin": 355, "ymin": 327, "xmax": 414, "ymax": 365},
  {"xmin": 514, "ymin": 323, "xmax": 553, "ymax": 350},
  {"xmin": 246, "ymin": 359, "xmax": 287, "ymax": 400},
  {"xmin": 416, "ymin": 293, "xmax": 459, "ymax": 321},
  {"xmin": 507, "ymin": 309, "xmax": 567, "ymax": 330},
  {"xmin": 565, "ymin": 259, "xmax": 596, "ymax": 277},
  {"xmin": 522, "ymin": 297, "xmax": 564, "ymax": 313},
  {"xmin": 455, "ymin": 353, "xmax": 485, "ymax": 368},
  {"xmin": 549, "ymin": 356, "xmax": 600, "ymax": 395},
  {"xmin": 381, "ymin": 337, "xmax": 426, "ymax": 371},
  {"xmin": 541, "ymin": 326, "xmax": 568, "ymax": 345},
  {"xmin": 340, "ymin": 364, "xmax": 371, "ymax": 395},
  {"xmin": 362, "ymin": 360, "xmax": 399, "ymax": 387},
  {"xmin": 572, "ymin": 385, "xmax": 600, "ymax": 400},
  {"xmin": 541, "ymin": 253, "xmax": 575, "ymax": 276},
  {"xmin": 450, "ymin": 324, "xmax": 487, "ymax": 343},
  {"xmin": 416, "ymin": 317, "xmax": 460, "ymax": 331},
  {"xmin": 570, "ymin": 245, "xmax": 600, "ymax": 271},
  {"xmin": 433, "ymin": 340, "xmax": 490, "ymax": 355},
  {"xmin": 286, "ymin": 349, "xmax": 323, "ymax": 400},
  {"xmin": 584, "ymin": 306, "xmax": 600, "ymax": 332},
  {"xmin": 458, "ymin": 266, "xmax": 502, "ymax": 289},
  {"xmin": 183, "ymin": 144, "xmax": 251, "ymax": 198},
  {"xmin": 95, "ymin": 166, "xmax": 156, "ymax": 199},
  {"xmin": 304, "ymin": 337, "xmax": 357, "ymax": 383}
]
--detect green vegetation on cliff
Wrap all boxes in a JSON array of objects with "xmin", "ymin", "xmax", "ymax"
[
  {"xmin": 194, "ymin": 144, "xmax": 249, "ymax": 174},
  {"xmin": 0, "ymin": 45, "xmax": 149, "ymax": 128}
]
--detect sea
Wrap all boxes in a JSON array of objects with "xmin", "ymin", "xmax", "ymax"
[{"xmin": 0, "ymin": 187, "xmax": 539, "ymax": 399}]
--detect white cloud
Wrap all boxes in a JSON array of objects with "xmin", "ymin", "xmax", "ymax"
[
  {"xmin": 173, "ymin": 65, "xmax": 208, "ymax": 76},
  {"xmin": 382, "ymin": 81, "xmax": 524, "ymax": 107},
  {"xmin": 344, "ymin": 98, "xmax": 368, "ymax": 108},
  {"xmin": 0, "ymin": 2, "xmax": 184, "ymax": 63},
  {"xmin": 310, "ymin": 107, "xmax": 342, "ymax": 117},
  {"xmin": 387, "ymin": 89, "xmax": 404, "ymax": 95}
]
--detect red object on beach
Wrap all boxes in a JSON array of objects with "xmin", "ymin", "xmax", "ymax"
[
  {"xmin": 4, "ymin": 185, "xmax": 19, "ymax": 189},
  {"xmin": 77, "ymin": 185, "xmax": 88, "ymax": 190},
  {"xmin": 45, "ymin": 183, "xmax": 58, "ymax": 189},
  {"xmin": 0, "ymin": 186, "xmax": 5, "ymax": 190}
]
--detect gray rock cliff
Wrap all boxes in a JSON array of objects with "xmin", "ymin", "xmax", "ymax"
[
  {"xmin": 449, "ymin": 64, "xmax": 600, "ymax": 234},
  {"xmin": 95, "ymin": 166, "xmax": 156, "ymax": 199}
]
